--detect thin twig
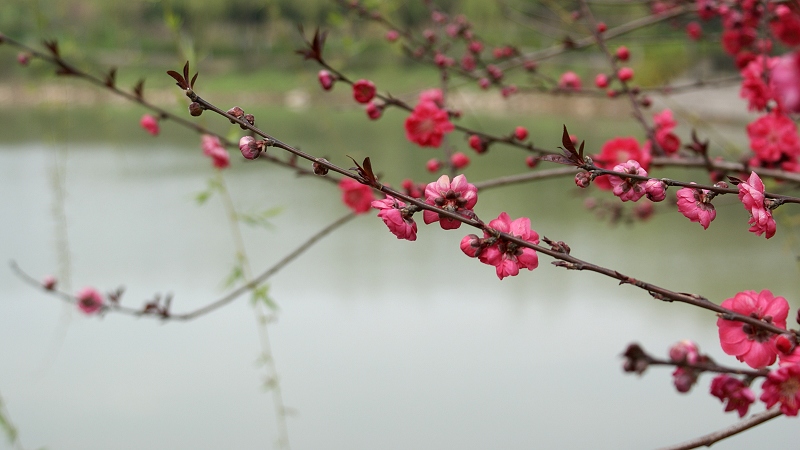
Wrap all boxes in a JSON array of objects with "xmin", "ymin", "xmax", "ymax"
[{"xmin": 658, "ymin": 408, "xmax": 783, "ymax": 450}]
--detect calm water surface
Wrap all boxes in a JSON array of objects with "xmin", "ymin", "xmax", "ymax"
[{"xmin": 1, "ymin": 136, "xmax": 799, "ymax": 449}]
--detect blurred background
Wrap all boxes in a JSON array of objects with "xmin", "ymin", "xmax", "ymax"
[{"xmin": 2, "ymin": 1, "xmax": 799, "ymax": 449}]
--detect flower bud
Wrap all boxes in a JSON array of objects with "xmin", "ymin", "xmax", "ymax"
[
  {"xmin": 318, "ymin": 70, "xmax": 334, "ymax": 91},
  {"xmin": 575, "ymin": 171, "xmax": 591, "ymax": 188},
  {"xmin": 238, "ymin": 136, "xmax": 260, "ymax": 160},
  {"xmin": 42, "ymin": 275, "xmax": 57, "ymax": 290},
  {"xmin": 644, "ymin": 179, "xmax": 667, "ymax": 202},
  {"xmin": 188, "ymin": 102, "xmax": 203, "ymax": 116},
  {"xmin": 227, "ymin": 106, "xmax": 244, "ymax": 120},
  {"xmin": 450, "ymin": 152, "xmax": 470, "ymax": 169},
  {"xmin": 514, "ymin": 126, "xmax": 529, "ymax": 141},
  {"xmin": 313, "ymin": 158, "xmax": 329, "ymax": 176}
]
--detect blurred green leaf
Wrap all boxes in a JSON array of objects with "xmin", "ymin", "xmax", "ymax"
[
  {"xmin": 251, "ymin": 284, "xmax": 278, "ymax": 311},
  {"xmin": 223, "ymin": 263, "xmax": 244, "ymax": 288},
  {"xmin": 237, "ymin": 206, "xmax": 284, "ymax": 229}
]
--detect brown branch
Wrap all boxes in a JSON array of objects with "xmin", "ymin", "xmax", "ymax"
[{"xmin": 658, "ymin": 408, "xmax": 783, "ymax": 450}]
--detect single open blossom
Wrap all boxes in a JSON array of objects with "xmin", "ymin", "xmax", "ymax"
[
  {"xmin": 686, "ymin": 21, "xmax": 702, "ymax": 40},
  {"xmin": 423, "ymin": 174, "xmax": 477, "ymax": 229},
  {"xmin": 738, "ymin": 172, "xmax": 776, "ymax": 239},
  {"xmin": 772, "ymin": 52, "xmax": 800, "ymax": 114},
  {"xmin": 76, "ymin": 287, "xmax": 104, "ymax": 315},
  {"xmin": 140, "ymin": 114, "xmax": 159, "ymax": 136},
  {"xmin": 201, "ymin": 135, "xmax": 230, "ymax": 169},
  {"xmin": 473, "ymin": 212, "xmax": 540, "ymax": 280},
  {"xmin": 371, "ymin": 196, "xmax": 417, "ymax": 241},
  {"xmin": 352, "ymin": 79, "xmax": 376, "ymax": 104},
  {"xmin": 404, "ymin": 101, "xmax": 455, "ymax": 148},
  {"xmin": 339, "ymin": 178, "xmax": 375, "ymax": 214},
  {"xmin": 710, "ymin": 375, "xmax": 755, "ymax": 417},
  {"xmin": 718, "ymin": 289, "xmax": 789, "ymax": 369},
  {"xmin": 760, "ymin": 364, "xmax": 800, "ymax": 416},
  {"xmin": 676, "ymin": 186, "xmax": 716, "ymax": 229},
  {"xmin": 609, "ymin": 160, "xmax": 647, "ymax": 202},
  {"xmin": 558, "ymin": 71, "xmax": 581, "ymax": 91},
  {"xmin": 593, "ymin": 137, "xmax": 651, "ymax": 191}
]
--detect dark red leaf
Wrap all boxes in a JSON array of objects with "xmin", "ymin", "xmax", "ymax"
[
  {"xmin": 133, "ymin": 79, "xmax": 145, "ymax": 100},
  {"xmin": 105, "ymin": 67, "xmax": 117, "ymax": 88},
  {"xmin": 166, "ymin": 70, "xmax": 187, "ymax": 89},
  {"xmin": 190, "ymin": 72, "xmax": 198, "ymax": 89}
]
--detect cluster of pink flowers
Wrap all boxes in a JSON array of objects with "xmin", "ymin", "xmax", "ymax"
[
  {"xmin": 592, "ymin": 137, "xmax": 652, "ymax": 190},
  {"xmin": 746, "ymin": 111, "xmax": 800, "ymax": 172},
  {"xmin": 669, "ymin": 340, "xmax": 705, "ymax": 393},
  {"xmin": 460, "ymin": 212, "xmax": 539, "ymax": 280},
  {"xmin": 653, "ymin": 109, "xmax": 680, "ymax": 154},
  {"xmin": 404, "ymin": 89, "xmax": 454, "ymax": 148},
  {"xmin": 737, "ymin": 172, "xmax": 777, "ymax": 239},
  {"xmin": 201, "ymin": 135, "xmax": 230, "ymax": 169}
]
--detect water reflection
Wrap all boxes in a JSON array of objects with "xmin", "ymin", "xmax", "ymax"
[{"xmin": 1, "ymin": 142, "xmax": 798, "ymax": 449}]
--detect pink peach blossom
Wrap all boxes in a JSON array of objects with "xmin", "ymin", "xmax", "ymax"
[
  {"xmin": 352, "ymin": 79, "xmax": 376, "ymax": 104},
  {"xmin": 718, "ymin": 289, "xmax": 789, "ymax": 369},
  {"xmin": 371, "ymin": 196, "xmax": 417, "ymax": 241},
  {"xmin": 201, "ymin": 135, "xmax": 230, "ymax": 168},
  {"xmin": 760, "ymin": 363, "xmax": 800, "ymax": 416},
  {"xmin": 710, "ymin": 375, "xmax": 755, "ymax": 417},
  {"xmin": 609, "ymin": 160, "xmax": 647, "ymax": 202},
  {"xmin": 644, "ymin": 179, "xmax": 667, "ymax": 202},
  {"xmin": 675, "ymin": 186, "xmax": 716, "ymax": 229},
  {"xmin": 140, "ymin": 114, "xmax": 159, "ymax": 136},
  {"xmin": 738, "ymin": 172, "xmax": 776, "ymax": 239},
  {"xmin": 478, "ymin": 212, "xmax": 539, "ymax": 280},
  {"xmin": 339, "ymin": 178, "xmax": 375, "ymax": 214},
  {"xmin": 404, "ymin": 101, "xmax": 454, "ymax": 148},
  {"xmin": 76, "ymin": 287, "xmax": 104, "ymax": 315},
  {"xmin": 558, "ymin": 71, "xmax": 581, "ymax": 91},
  {"xmin": 423, "ymin": 174, "xmax": 477, "ymax": 230},
  {"xmin": 592, "ymin": 137, "xmax": 651, "ymax": 190}
]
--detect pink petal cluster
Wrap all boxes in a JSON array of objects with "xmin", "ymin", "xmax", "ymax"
[
  {"xmin": 653, "ymin": 109, "xmax": 680, "ymax": 154},
  {"xmin": 371, "ymin": 196, "xmax": 417, "ymax": 241},
  {"xmin": 592, "ymin": 137, "xmax": 651, "ymax": 190},
  {"xmin": 718, "ymin": 289, "xmax": 789, "ymax": 369},
  {"xmin": 710, "ymin": 375, "xmax": 755, "ymax": 417},
  {"xmin": 746, "ymin": 112, "xmax": 800, "ymax": 171},
  {"xmin": 339, "ymin": 178, "xmax": 375, "ymax": 214},
  {"xmin": 669, "ymin": 340, "xmax": 700, "ymax": 364},
  {"xmin": 423, "ymin": 174, "xmax": 477, "ymax": 230},
  {"xmin": 418, "ymin": 88, "xmax": 445, "ymax": 108},
  {"xmin": 139, "ymin": 114, "xmax": 159, "ymax": 136},
  {"xmin": 404, "ymin": 100, "xmax": 455, "ymax": 148},
  {"xmin": 771, "ymin": 52, "xmax": 800, "ymax": 114},
  {"xmin": 770, "ymin": 5, "xmax": 800, "ymax": 47},
  {"xmin": 609, "ymin": 160, "xmax": 647, "ymax": 202},
  {"xmin": 737, "ymin": 172, "xmax": 776, "ymax": 239},
  {"xmin": 740, "ymin": 56, "xmax": 779, "ymax": 112},
  {"xmin": 76, "ymin": 287, "xmax": 104, "ymax": 315},
  {"xmin": 760, "ymin": 363, "xmax": 800, "ymax": 416},
  {"xmin": 675, "ymin": 186, "xmax": 716, "ymax": 229},
  {"xmin": 201, "ymin": 135, "xmax": 230, "ymax": 169},
  {"xmin": 461, "ymin": 212, "xmax": 539, "ymax": 280}
]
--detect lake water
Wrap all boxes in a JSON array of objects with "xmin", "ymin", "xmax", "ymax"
[{"xmin": 1, "ymin": 112, "xmax": 799, "ymax": 450}]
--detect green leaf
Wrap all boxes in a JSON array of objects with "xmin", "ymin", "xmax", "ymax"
[
  {"xmin": 237, "ymin": 206, "xmax": 284, "ymax": 229},
  {"xmin": 195, "ymin": 190, "xmax": 212, "ymax": 205},
  {"xmin": 223, "ymin": 264, "xmax": 244, "ymax": 289},
  {"xmin": 250, "ymin": 284, "xmax": 278, "ymax": 311}
]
